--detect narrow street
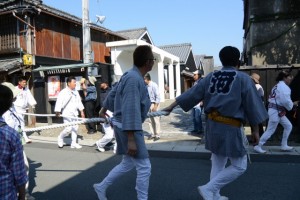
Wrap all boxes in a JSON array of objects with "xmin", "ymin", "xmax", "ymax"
[{"xmin": 26, "ymin": 143, "xmax": 300, "ymax": 200}]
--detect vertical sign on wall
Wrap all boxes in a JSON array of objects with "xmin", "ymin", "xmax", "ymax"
[{"xmin": 48, "ymin": 76, "xmax": 61, "ymax": 98}]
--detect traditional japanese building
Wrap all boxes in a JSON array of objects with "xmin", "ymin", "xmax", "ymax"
[
  {"xmin": 160, "ymin": 43, "xmax": 198, "ymax": 92},
  {"xmin": 0, "ymin": 0, "xmax": 125, "ymax": 123},
  {"xmin": 107, "ymin": 27, "xmax": 181, "ymax": 101}
]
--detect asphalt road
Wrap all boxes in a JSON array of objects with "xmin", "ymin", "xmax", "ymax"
[{"xmin": 25, "ymin": 143, "xmax": 300, "ymax": 200}]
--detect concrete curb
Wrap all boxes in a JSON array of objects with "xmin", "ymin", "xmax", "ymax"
[{"xmin": 28, "ymin": 135, "xmax": 300, "ymax": 163}]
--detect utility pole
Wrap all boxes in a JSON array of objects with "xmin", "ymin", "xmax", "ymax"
[{"xmin": 82, "ymin": 0, "xmax": 96, "ymax": 75}]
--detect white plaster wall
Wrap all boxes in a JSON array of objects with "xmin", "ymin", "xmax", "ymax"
[{"xmin": 106, "ymin": 40, "xmax": 180, "ymax": 101}]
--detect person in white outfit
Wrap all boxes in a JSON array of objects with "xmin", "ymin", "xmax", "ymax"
[
  {"xmin": 95, "ymin": 109, "xmax": 116, "ymax": 153},
  {"xmin": 2, "ymin": 82, "xmax": 35, "ymax": 200},
  {"xmin": 254, "ymin": 71, "xmax": 299, "ymax": 153},
  {"xmin": 13, "ymin": 76, "xmax": 37, "ymax": 143},
  {"xmin": 55, "ymin": 76, "xmax": 85, "ymax": 149}
]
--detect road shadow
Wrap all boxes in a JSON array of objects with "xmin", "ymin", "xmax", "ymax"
[{"xmin": 28, "ymin": 157, "xmax": 42, "ymax": 195}]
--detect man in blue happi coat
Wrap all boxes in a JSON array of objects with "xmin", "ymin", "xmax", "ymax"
[
  {"xmin": 94, "ymin": 45, "xmax": 155, "ymax": 200},
  {"xmin": 163, "ymin": 46, "xmax": 268, "ymax": 200}
]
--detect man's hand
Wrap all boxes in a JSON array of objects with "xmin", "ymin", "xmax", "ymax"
[
  {"xmin": 150, "ymin": 103, "xmax": 158, "ymax": 112},
  {"xmin": 99, "ymin": 107, "xmax": 110, "ymax": 124},
  {"xmin": 127, "ymin": 131, "xmax": 137, "ymax": 157},
  {"xmin": 161, "ymin": 100, "xmax": 178, "ymax": 115},
  {"xmin": 55, "ymin": 112, "xmax": 61, "ymax": 117}
]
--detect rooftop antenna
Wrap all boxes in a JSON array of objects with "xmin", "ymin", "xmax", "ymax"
[
  {"xmin": 96, "ymin": 15, "xmax": 106, "ymax": 24},
  {"xmin": 96, "ymin": 0, "xmax": 106, "ymax": 24}
]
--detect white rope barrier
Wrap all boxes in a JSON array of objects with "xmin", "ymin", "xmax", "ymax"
[
  {"xmin": 20, "ymin": 112, "xmax": 85, "ymax": 120},
  {"xmin": 24, "ymin": 118, "xmax": 106, "ymax": 133},
  {"xmin": 23, "ymin": 110, "xmax": 170, "ymax": 133}
]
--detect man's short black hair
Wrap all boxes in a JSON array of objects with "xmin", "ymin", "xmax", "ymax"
[
  {"xmin": 18, "ymin": 76, "xmax": 27, "ymax": 82},
  {"xmin": 0, "ymin": 85, "xmax": 13, "ymax": 115},
  {"xmin": 276, "ymin": 70, "xmax": 291, "ymax": 82},
  {"xmin": 133, "ymin": 45, "xmax": 153, "ymax": 67},
  {"xmin": 66, "ymin": 76, "xmax": 76, "ymax": 85},
  {"xmin": 219, "ymin": 46, "xmax": 240, "ymax": 67}
]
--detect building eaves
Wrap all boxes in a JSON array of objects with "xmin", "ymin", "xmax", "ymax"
[
  {"xmin": 0, "ymin": 0, "xmax": 16, "ymax": 6},
  {"xmin": 32, "ymin": 63, "xmax": 97, "ymax": 72},
  {"xmin": 116, "ymin": 27, "xmax": 148, "ymax": 40},
  {"xmin": 0, "ymin": 58, "xmax": 22, "ymax": 74},
  {"xmin": 36, "ymin": 3, "xmax": 126, "ymax": 39},
  {"xmin": 159, "ymin": 43, "xmax": 192, "ymax": 64},
  {"xmin": 0, "ymin": 0, "xmax": 126, "ymax": 39}
]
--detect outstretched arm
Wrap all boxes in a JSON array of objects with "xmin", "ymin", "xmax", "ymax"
[{"xmin": 161, "ymin": 100, "xmax": 178, "ymax": 115}]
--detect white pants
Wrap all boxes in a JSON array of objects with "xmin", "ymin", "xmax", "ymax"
[
  {"xmin": 259, "ymin": 108, "xmax": 292, "ymax": 147},
  {"xmin": 96, "ymin": 123, "xmax": 116, "ymax": 148},
  {"xmin": 97, "ymin": 155, "xmax": 151, "ymax": 200},
  {"xmin": 59, "ymin": 117, "xmax": 79, "ymax": 145},
  {"xmin": 148, "ymin": 104, "xmax": 160, "ymax": 136},
  {"xmin": 205, "ymin": 153, "xmax": 247, "ymax": 194},
  {"xmin": 15, "ymin": 107, "xmax": 30, "ymax": 141}
]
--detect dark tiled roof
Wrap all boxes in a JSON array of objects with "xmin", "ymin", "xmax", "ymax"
[
  {"xmin": 0, "ymin": 0, "xmax": 17, "ymax": 5},
  {"xmin": 159, "ymin": 43, "xmax": 192, "ymax": 64},
  {"xmin": 116, "ymin": 27, "xmax": 147, "ymax": 40},
  {"xmin": 194, "ymin": 55, "xmax": 204, "ymax": 68},
  {"xmin": 0, "ymin": 0, "xmax": 126, "ymax": 39},
  {"xmin": 0, "ymin": 58, "xmax": 22, "ymax": 73}
]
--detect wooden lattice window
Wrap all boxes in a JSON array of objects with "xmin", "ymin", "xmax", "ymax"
[{"xmin": 0, "ymin": 15, "xmax": 18, "ymax": 51}]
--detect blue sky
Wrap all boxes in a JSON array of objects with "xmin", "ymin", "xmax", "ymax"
[{"xmin": 43, "ymin": 0, "xmax": 244, "ymax": 66}]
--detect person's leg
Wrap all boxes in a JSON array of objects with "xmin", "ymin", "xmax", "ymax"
[
  {"xmin": 200, "ymin": 155, "xmax": 247, "ymax": 199},
  {"xmin": 96, "ymin": 123, "xmax": 114, "ymax": 151},
  {"xmin": 196, "ymin": 107, "xmax": 203, "ymax": 132},
  {"xmin": 57, "ymin": 118, "xmax": 72, "ymax": 147},
  {"xmin": 280, "ymin": 116, "xmax": 293, "ymax": 149},
  {"xmin": 192, "ymin": 108, "xmax": 197, "ymax": 131},
  {"xmin": 257, "ymin": 109, "xmax": 280, "ymax": 147},
  {"xmin": 149, "ymin": 116, "xmax": 156, "ymax": 136},
  {"xmin": 151, "ymin": 116, "xmax": 161, "ymax": 139},
  {"xmin": 254, "ymin": 117, "xmax": 279, "ymax": 153},
  {"xmin": 147, "ymin": 105, "xmax": 155, "ymax": 138},
  {"xmin": 71, "ymin": 122, "xmax": 81, "ymax": 148},
  {"xmin": 90, "ymin": 101, "xmax": 96, "ymax": 131},
  {"xmin": 94, "ymin": 155, "xmax": 135, "ymax": 199},
  {"xmin": 210, "ymin": 154, "xmax": 227, "ymax": 199},
  {"xmin": 258, "ymin": 120, "xmax": 279, "ymax": 145},
  {"xmin": 133, "ymin": 158, "xmax": 151, "ymax": 200},
  {"xmin": 19, "ymin": 113, "xmax": 31, "ymax": 143},
  {"xmin": 192, "ymin": 107, "xmax": 202, "ymax": 133},
  {"xmin": 85, "ymin": 101, "xmax": 96, "ymax": 133},
  {"xmin": 210, "ymin": 153, "xmax": 227, "ymax": 179},
  {"xmin": 153, "ymin": 104, "xmax": 161, "ymax": 137}
]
